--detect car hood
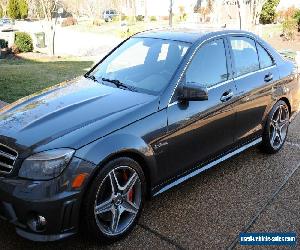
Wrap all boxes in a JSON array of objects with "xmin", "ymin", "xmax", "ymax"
[{"xmin": 0, "ymin": 77, "xmax": 159, "ymax": 156}]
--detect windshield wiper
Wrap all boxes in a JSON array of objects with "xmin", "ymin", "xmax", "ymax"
[
  {"xmin": 101, "ymin": 78, "xmax": 136, "ymax": 91},
  {"xmin": 86, "ymin": 75, "xmax": 99, "ymax": 83}
]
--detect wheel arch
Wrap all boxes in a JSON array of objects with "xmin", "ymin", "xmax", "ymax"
[
  {"xmin": 263, "ymin": 96, "xmax": 292, "ymax": 129},
  {"xmin": 76, "ymin": 134, "xmax": 157, "ymax": 200},
  {"xmin": 91, "ymin": 150, "xmax": 153, "ymax": 199},
  {"xmin": 279, "ymin": 97, "xmax": 291, "ymax": 115}
]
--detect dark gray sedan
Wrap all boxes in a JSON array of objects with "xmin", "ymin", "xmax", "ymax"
[{"xmin": 0, "ymin": 28, "xmax": 299, "ymax": 243}]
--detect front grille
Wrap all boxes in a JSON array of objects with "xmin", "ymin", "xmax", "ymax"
[{"xmin": 0, "ymin": 144, "xmax": 18, "ymax": 174}]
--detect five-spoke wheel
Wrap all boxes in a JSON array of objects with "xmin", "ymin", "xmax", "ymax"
[
  {"xmin": 94, "ymin": 166, "xmax": 142, "ymax": 236},
  {"xmin": 269, "ymin": 104, "xmax": 289, "ymax": 150},
  {"xmin": 261, "ymin": 100, "xmax": 290, "ymax": 153},
  {"xmin": 81, "ymin": 157, "xmax": 145, "ymax": 242}
]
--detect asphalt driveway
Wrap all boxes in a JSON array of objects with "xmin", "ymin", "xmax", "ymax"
[{"xmin": 0, "ymin": 101, "xmax": 299, "ymax": 250}]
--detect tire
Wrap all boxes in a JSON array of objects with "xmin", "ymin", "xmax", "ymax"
[
  {"xmin": 81, "ymin": 157, "xmax": 146, "ymax": 243},
  {"xmin": 260, "ymin": 100, "xmax": 290, "ymax": 154}
]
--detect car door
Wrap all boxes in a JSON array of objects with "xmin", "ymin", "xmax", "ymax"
[
  {"xmin": 163, "ymin": 38, "xmax": 237, "ymax": 180},
  {"xmin": 228, "ymin": 36, "xmax": 279, "ymax": 144}
]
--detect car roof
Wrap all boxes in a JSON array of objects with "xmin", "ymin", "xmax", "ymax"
[{"xmin": 134, "ymin": 27, "xmax": 257, "ymax": 44}]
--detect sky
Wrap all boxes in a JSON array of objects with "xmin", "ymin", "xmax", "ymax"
[{"xmin": 277, "ymin": 0, "xmax": 300, "ymax": 10}]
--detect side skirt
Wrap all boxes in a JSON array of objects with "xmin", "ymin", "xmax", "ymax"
[{"xmin": 153, "ymin": 137, "xmax": 262, "ymax": 196}]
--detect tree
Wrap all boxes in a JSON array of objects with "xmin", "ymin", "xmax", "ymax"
[
  {"xmin": 38, "ymin": 0, "xmax": 57, "ymax": 55},
  {"xmin": 207, "ymin": 0, "xmax": 213, "ymax": 13},
  {"xmin": 236, "ymin": 0, "xmax": 268, "ymax": 28},
  {"xmin": 259, "ymin": 0, "xmax": 280, "ymax": 24},
  {"xmin": 19, "ymin": 0, "xmax": 28, "ymax": 19},
  {"xmin": 0, "ymin": 4, "xmax": 3, "ymax": 17},
  {"xmin": 7, "ymin": 0, "xmax": 20, "ymax": 19},
  {"xmin": 202, "ymin": 0, "xmax": 213, "ymax": 22},
  {"xmin": 194, "ymin": 0, "xmax": 202, "ymax": 12},
  {"xmin": 250, "ymin": 0, "xmax": 269, "ymax": 25},
  {"xmin": 294, "ymin": 9, "xmax": 300, "ymax": 31},
  {"xmin": 0, "ymin": 0, "xmax": 9, "ymax": 17}
]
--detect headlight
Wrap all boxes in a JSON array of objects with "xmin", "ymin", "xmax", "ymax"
[{"xmin": 19, "ymin": 149, "xmax": 75, "ymax": 180}]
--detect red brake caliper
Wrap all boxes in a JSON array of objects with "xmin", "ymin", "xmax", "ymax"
[{"xmin": 123, "ymin": 171, "xmax": 134, "ymax": 202}]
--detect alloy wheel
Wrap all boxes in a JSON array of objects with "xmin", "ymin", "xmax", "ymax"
[
  {"xmin": 269, "ymin": 104, "xmax": 289, "ymax": 150},
  {"xmin": 94, "ymin": 166, "xmax": 142, "ymax": 236}
]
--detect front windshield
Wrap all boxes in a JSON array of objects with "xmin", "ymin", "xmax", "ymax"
[{"xmin": 88, "ymin": 37, "xmax": 191, "ymax": 95}]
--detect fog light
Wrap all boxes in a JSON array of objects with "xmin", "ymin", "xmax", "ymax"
[{"xmin": 27, "ymin": 215, "xmax": 47, "ymax": 232}]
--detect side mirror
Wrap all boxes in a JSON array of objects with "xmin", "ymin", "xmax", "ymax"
[{"xmin": 178, "ymin": 81, "xmax": 208, "ymax": 101}]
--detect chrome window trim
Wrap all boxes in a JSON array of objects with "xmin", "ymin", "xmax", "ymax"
[
  {"xmin": 167, "ymin": 64, "xmax": 276, "ymax": 108},
  {"xmin": 233, "ymin": 64, "xmax": 276, "ymax": 81},
  {"xmin": 255, "ymin": 40, "xmax": 276, "ymax": 67},
  {"xmin": 206, "ymin": 79, "xmax": 233, "ymax": 90},
  {"xmin": 167, "ymin": 32, "xmax": 280, "ymax": 107},
  {"xmin": 154, "ymin": 137, "xmax": 262, "ymax": 196},
  {"xmin": 167, "ymin": 32, "xmax": 259, "ymax": 106}
]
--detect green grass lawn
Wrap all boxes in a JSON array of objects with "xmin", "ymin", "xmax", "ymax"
[
  {"xmin": 261, "ymin": 23, "xmax": 283, "ymax": 39},
  {"xmin": 0, "ymin": 58, "xmax": 93, "ymax": 103},
  {"xmin": 66, "ymin": 20, "xmax": 170, "ymax": 38}
]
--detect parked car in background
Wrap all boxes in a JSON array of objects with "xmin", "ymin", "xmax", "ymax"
[
  {"xmin": 102, "ymin": 9, "xmax": 119, "ymax": 22},
  {"xmin": 0, "ymin": 18, "xmax": 14, "ymax": 31},
  {"xmin": 0, "ymin": 29, "xmax": 299, "ymax": 243}
]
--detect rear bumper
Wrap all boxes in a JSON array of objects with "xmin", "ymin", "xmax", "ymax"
[{"xmin": 0, "ymin": 157, "xmax": 96, "ymax": 242}]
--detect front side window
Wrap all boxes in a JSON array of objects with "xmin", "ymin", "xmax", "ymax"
[
  {"xmin": 230, "ymin": 37, "xmax": 260, "ymax": 76},
  {"xmin": 89, "ymin": 37, "xmax": 190, "ymax": 95},
  {"xmin": 257, "ymin": 43, "xmax": 274, "ymax": 69},
  {"xmin": 185, "ymin": 39, "xmax": 228, "ymax": 87}
]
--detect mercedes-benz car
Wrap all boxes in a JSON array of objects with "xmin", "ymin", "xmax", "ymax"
[{"xmin": 0, "ymin": 29, "xmax": 299, "ymax": 243}]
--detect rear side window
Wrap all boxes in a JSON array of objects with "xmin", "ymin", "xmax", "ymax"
[
  {"xmin": 230, "ymin": 37, "xmax": 260, "ymax": 77},
  {"xmin": 186, "ymin": 39, "xmax": 228, "ymax": 87},
  {"xmin": 257, "ymin": 43, "xmax": 273, "ymax": 69}
]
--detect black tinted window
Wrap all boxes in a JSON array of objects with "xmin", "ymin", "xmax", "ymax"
[
  {"xmin": 186, "ymin": 39, "xmax": 228, "ymax": 87},
  {"xmin": 230, "ymin": 37, "xmax": 260, "ymax": 76},
  {"xmin": 257, "ymin": 43, "xmax": 273, "ymax": 69}
]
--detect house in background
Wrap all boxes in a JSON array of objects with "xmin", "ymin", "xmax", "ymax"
[
  {"xmin": 119, "ymin": 0, "xmax": 254, "ymax": 29},
  {"xmin": 121, "ymin": 0, "xmax": 197, "ymax": 19}
]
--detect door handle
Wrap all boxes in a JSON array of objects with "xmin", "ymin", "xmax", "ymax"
[
  {"xmin": 264, "ymin": 73, "xmax": 273, "ymax": 82},
  {"xmin": 220, "ymin": 90, "xmax": 234, "ymax": 102}
]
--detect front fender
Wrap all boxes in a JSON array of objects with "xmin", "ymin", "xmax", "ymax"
[{"xmin": 75, "ymin": 133, "xmax": 157, "ymax": 186}]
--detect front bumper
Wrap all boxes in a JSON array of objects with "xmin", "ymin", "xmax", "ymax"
[{"xmin": 0, "ymin": 157, "xmax": 96, "ymax": 242}]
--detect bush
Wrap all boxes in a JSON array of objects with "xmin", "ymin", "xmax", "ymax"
[
  {"xmin": 150, "ymin": 16, "xmax": 157, "ymax": 21},
  {"xmin": 93, "ymin": 18, "xmax": 104, "ymax": 26},
  {"xmin": 0, "ymin": 5, "xmax": 3, "ymax": 18},
  {"xmin": 121, "ymin": 15, "xmax": 128, "ymax": 21},
  {"xmin": 277, "ymin": 7, "xmax": 297, "ymax": 22},
  {"xmin": 14, "ymin": 32, "xmax": 33, "ymax": 52},
  {"xmin": 8, "ymin": 0, "xmax": 20, "ymax": 19},
  {"xmin": 283, "ymin": 18, "xmax": 298, "ymax": 40},
  {"xmin": 294, "ymin": 9, "xmax": 300, "ymax": 31},
  {"xmin": 112, "ymin": 16, "xmax": 120, "ymax": 22},
  {"xmin": 0, "ymin": 39, "xmax": 8, "ymax": 48},
  {"xmin": 61, "ymin": 17, "xmax": 77, "ymax": 27},
  {"xmin": 7, "ymin": 0, "xmax": 28, "ymax": 19},
  {"xmin": 136, "ymin": 15, "xmax": 144, "ymax": 21},
  {"xmin": 18, "ymin": 0, "xmax": 28, "ymax": 19},
  {"xmin": 260, "ymin": 0, "xmax": 280, "ymax": 24}
]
